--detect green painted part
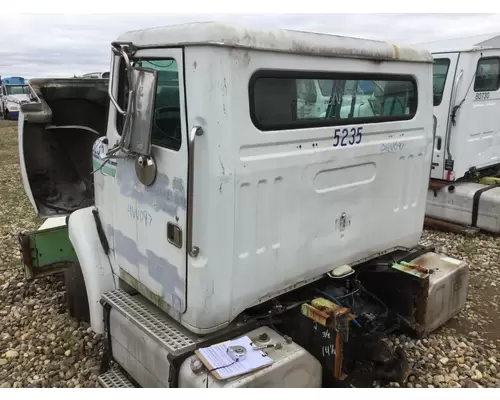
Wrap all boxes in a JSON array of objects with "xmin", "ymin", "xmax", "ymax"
[
  {"xmin": 24, "ymin": 225, "xmax": 78, "ymax": 279},
  {"xmin": 93, "ymin": 159, "xmax": 116, "ymax": 177},
  {"xmin": 391, "ymin": 262, "xmax": 427, "ymax": 279},
  {"xmin": 479, "ymin": 176, "xmax": 500, "ymax": 185}
]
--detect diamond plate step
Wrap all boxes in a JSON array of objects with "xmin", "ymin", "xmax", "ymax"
[
  {"xmin": 418, "ymin": 238, "xmax": 435, "ymax": 248},
  {"xmin": 101, "ymin": 289, "xmax": 198, "ymax": 356},
  {"xmin": 98, "ymin": 365, "xmax": 135, "ymax": 388}
]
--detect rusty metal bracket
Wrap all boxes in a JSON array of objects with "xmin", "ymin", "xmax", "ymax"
[
  {"xmin": 301, "ymin": 297, "xmax": 356, "ymax": 380},
  {"xmin": 18, "ymin": 232, "xmax": 34, "ymax": 279}
]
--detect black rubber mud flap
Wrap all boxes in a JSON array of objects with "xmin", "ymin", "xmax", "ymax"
[{"xmin": 64, "ymin": 262, "xmax": 90, "ymax": 323}]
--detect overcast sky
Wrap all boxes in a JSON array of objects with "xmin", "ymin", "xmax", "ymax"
[{"xmin": 1, "ymin": 13, "xmax": 500, "ymax": 79}]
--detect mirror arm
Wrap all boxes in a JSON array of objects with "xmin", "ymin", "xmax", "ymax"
[
  {"xmin": 108, "ymin": 43, "xmax": 135, "ymax": 117},
  {"xmin": 108, "ymin": 53, "xmax": 126, "ymax": 116}
]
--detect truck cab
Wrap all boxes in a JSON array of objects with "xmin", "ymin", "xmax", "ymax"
[
  {"xmin": 81, "ymin": 72, "xmax": 110, "ymax": 79},
  {"xmin": 17, "ymin": 22, "xmax": 468, "ymax": 388},
  {"xmin": 0, "ymin": 76, "xmax": 32, "ymax": 120},
  {"xmin": 418, "ymin": 33, "xmax": 500, "ymax": 181}
]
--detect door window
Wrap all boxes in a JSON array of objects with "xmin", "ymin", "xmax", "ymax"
[
  {"xmin": 433, "ymin": 58, "xmax": 450, "ymax": 106},
  {"xmin": 116, "ymin": 58, "xmax": 182, "ymax": 151}
]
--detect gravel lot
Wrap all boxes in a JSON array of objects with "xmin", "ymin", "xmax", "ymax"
[{"xmin": 0, "ymin": 119, "xmax": 499, "ymax": 388}]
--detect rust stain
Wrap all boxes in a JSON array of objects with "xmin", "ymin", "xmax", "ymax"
[
  {"xmin": 393, "ymin": 44, "xmax": 400, "ymax": 60},
  {"xmin": 302, "ymin": 298, "xmax": 355, "ymax": 381},
  {"xmin": 18, "ymin": 232, "xmax": 34, "ymax": 279},
  {"xmin": 334, "ymin": 331, "xmax": 343, "ymax": 380},
  {"xmin": 303, "ymin": 298, "xmax": 356, "ymax": 332},
  {"xmin": 301, "ymin": 303, "xmax": 329, "ymax": 327},
  {"xmin": 428, "ymin": 179, "xmax": 448, "ymax": 191}
]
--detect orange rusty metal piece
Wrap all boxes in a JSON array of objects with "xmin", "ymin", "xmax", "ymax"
[
  {"xmin": 302, "ymin": 298, "xmax": 356, "ymax": 381},
  {"xmin": 301, "ymin": 303, "xmax": 330, "ymax": 327},
  {"xmin": 428, "ymin": 179, "xmax": 448, "ymax": 191},
  {"xmin": 309, "ymin": 297, "xmax": 356, "ymax": 330}
]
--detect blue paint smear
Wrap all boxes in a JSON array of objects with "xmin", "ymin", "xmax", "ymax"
[
  {"xmin": 111, "ymin": 226, "xmax": 184, "ymax": 312},
  {"xmin": 116, "ymin": 160, "xmax": 186, "ymax": 217}
]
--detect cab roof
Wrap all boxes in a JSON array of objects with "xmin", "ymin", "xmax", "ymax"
[
  {"xmin": 116, "ymin": 21, "xmax": 433, "ymax": 63},
  {"xmin": 415, "ymin": 32, "xmax": 500, "ymax": 54}
]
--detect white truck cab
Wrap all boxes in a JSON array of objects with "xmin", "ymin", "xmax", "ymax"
[
  {"xmin": 414, "ymin": 33, "xmax": 500, "ymax": 233},
  {"xmin": 0, "ymin": 81, "xmax": 32, "ymax": 120},
  {"xmin": 17, "ymin": 22, "xmax": 468, "ymax": 388},
  {"xmin": 419, "ymin": 33, "xmax": 500, "ymax": 181},
  {"xmin": 81, "ymin": 72, "xmax": 110, "ymax": 79}
]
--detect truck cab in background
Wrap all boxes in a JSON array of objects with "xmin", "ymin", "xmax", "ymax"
[
  {"xmin": 422, "ymin": 33, "xmax": 500, "ymax": 182},
  {"xmin": 17, "ymin": 22, "xmax": 469, "ymax": 388},
  {"xmin": 417, "ymin": 34, "xmax": 500, "ymax": 234},
  {"xmin": 1, "ymin": 76, "xmax": 32, "ymax": 120},
  {"xmin": 81, "ymin": 72, "xmax": 110, "ymax": 79}
]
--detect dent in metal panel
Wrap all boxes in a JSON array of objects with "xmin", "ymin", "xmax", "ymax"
[
  {"xmin": 116, "ymin": 160, "xmax": 186, "ymax": 217},
  {"xmin": 110, "ymin": 226, "xmax": 184, "ymax": 311}
]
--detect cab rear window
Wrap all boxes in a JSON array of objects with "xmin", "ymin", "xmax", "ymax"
[{"xmin": 249, "ymin": 70, "xmax": 417, "ymax": 131}]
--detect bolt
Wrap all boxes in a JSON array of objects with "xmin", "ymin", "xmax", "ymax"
[
  {"xmin": 258, "ymin": 333, "xmax": 270, "ymax": 342},
  {"xmin": 190, "ymin": 246, "xmax": 200, "ymax": 257},
  {"xmin": 190, "ymin": 358, "xmax": 204, "ymax": 374}
]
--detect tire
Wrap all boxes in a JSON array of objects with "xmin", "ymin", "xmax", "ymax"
[{"xmin": 64, "ymin": 262, "xmax": 90, "ymax": 323}]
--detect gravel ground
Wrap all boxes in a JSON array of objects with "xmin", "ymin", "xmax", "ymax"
[
  {"xmin": 0, "ymin": 121, "xmax": 103, "ymax": 388},
  {"xmin": 0, "ymin": 119, "xmax": 499, "ymax": 388}
]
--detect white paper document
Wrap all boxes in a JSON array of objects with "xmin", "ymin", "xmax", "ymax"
[{"xmin": 197, "ymin": 335, "xmax": 274, "ymax": 380}]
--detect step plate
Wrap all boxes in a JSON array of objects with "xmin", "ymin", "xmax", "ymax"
[
  {"xmin": 98, "ymin": 365, "xmax": 135, "ymax": 388},
  {"xmin": 418, "ymin": 238, "xmax": 435, "ymax": 248},
  {"xmin": 102, "ymin": 289, "xmax": 197, "ymax": 356}
]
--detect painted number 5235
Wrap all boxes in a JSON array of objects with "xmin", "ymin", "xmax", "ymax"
[{"xmin": 333, "ymin": 127, "xmax": 363, "ymax": 148}]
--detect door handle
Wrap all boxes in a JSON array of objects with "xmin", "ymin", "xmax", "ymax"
[
  {"xmin": 187, "ymin": 125, "xmax": 204, "ymax": 258},
  {"xmin": 436, "ymin": 136, "xmax": 442, "ymax": 151}
]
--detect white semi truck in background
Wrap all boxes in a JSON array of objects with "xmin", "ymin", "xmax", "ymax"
[
  {"xmin": 17, "ymin": 22, "xmax": 468, "ymax": 388},
  {"xmin": 0, "ymin": 76, "xmax": 32, "ymax": 120}
]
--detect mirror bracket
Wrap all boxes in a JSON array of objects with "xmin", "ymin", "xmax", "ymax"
[
  {"xmin": 135, "ymin": 155, "xmax": 157, "ymax": 187},
  {"xmin": 105, "ymin": 43, "xmax": 158, "ymax": 161}
]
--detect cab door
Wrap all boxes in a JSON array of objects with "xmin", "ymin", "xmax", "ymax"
[
  {"xmin": 108, "ymin": 48, "xmax": 189, "ymax": 313},
  {"xmin": 431, "ymin": 53, "xmax": 459, "ymax": 180}
]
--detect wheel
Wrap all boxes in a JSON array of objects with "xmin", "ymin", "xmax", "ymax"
[{"xmin": 64, "ymin": 262, "xmax": 90, "ymax": 323}]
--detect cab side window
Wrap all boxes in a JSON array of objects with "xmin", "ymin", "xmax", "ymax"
[{"xmin": 474, "ymin": 57, "xmax": 500, "ymax": 92}]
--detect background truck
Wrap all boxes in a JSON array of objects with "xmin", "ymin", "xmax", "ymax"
[
  {"xmin": 411, "ymin": 33, "xmax": 500, "ymax": 234},
  {"xmin": 17, "ymin": 22, "xmax": 469, "ymax": 388},
  {"xmin": 0, "ymin": 76, "xmax": 32, "ymax": 120}
]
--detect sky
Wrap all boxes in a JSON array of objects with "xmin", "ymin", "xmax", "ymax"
[{"xmin": 1, "ymin": 13, "xmax": 500, "ymax": 79}]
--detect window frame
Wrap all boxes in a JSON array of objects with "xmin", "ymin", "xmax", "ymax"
[
  {"xmin": 248, "ymin": 69, "xmax": 418, "ymax": 132},
  {"xmin": 114, "ymin": 57, "xmax": 183, "ymax": 152},
  {"xmin": 474, "ymin": 56, "xmax": 500, "ymax": 93},
  {"xmin": 432, "ymin": 58, "xmax": 451, "ymax": 106}
]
